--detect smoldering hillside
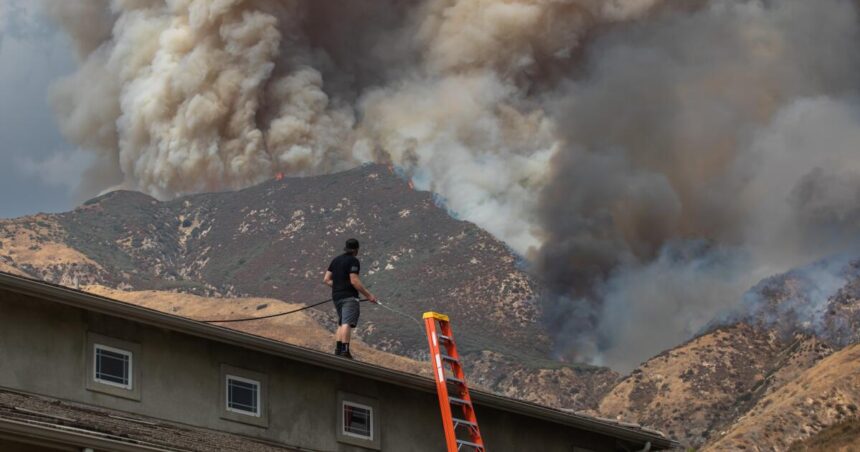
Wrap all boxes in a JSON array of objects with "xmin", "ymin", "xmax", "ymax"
[{"xmin": 44, "ymin": 0, "xmax": 860, "ymax": 370}]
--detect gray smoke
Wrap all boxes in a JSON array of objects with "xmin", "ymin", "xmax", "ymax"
[
  {"xmin": 43, "ymin": 0, "xmax": 860, "ymax": 370},
  {"xmin": 726, "ymin": 254, "xmax": 860, "ymax": 347},
  {"xmin": 535, "ymin": 0, "xmax": 860, "ymax": 369}
]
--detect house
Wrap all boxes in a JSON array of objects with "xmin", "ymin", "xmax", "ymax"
[{"xmin": 0, "ymin": 272, "xmax": 678, "ymax": 451}]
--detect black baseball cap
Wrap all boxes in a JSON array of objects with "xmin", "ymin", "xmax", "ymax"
[{"xmin": 344, "ymin": 238, "xmax": 360, "ymax": 252}]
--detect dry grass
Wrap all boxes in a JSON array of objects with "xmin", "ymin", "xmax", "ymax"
[
  {"xmin": 0, "ymin": 216, "xmax": 99, "ymax": 268},
  {"xmin": 706, "ymin": 344, "xmax": 860, "ymax": 450},
  {"xmin": 0, "ymin": 261, "xmax": 29, "ymax": 276},
  {"xmin": 788, "ymin": 418, "xmax": 860, "ymax": 452},
  {"xmin": 83, "ymin": 286, "xmax": 431, "ymax": 377},
  {"xmin": 598, "ymin": 324, "xmax": 784, "ymax": 444}
]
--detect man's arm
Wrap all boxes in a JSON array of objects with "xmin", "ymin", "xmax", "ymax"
[
  {"xmin": 349, "ymin": 274, "xmax": 376, "ymax": 302},
  {"xmin": 323, "ymin": 271, "xmax": 333, "ymax": 287}
]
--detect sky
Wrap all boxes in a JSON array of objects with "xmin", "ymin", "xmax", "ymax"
[{"xmin": 0, "ymin": 0, "xmax": 89, "ymax": 219}]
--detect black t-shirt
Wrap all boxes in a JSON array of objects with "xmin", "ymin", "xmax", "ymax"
[{"xmin": 328, "ymin": 253, "xmax": 361, "ymax": 300}]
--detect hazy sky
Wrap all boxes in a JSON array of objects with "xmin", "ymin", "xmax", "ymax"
[{"xmin": 0, "ymin": 0, "xmax": 89, "ymax": 219}]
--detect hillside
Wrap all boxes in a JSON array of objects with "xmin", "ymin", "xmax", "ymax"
[
  {"xmin": 708, "ymin": 342, "xmax": 860, "ymax": 450},
  {"xmin": 6, "ymin": 165, "xmax": 860, "ymax": 450},
  {"xmin": 597, "ymin": 323, "xmax": 833, "ymax": 446},
  {"xmin": 0, "ymin": 164, "xmax": 615, "ymax": 411},
  {"xmin": 596, "ymin": 258, "xmax": 860, "ymax": 448},
  {"xmin": 0, "ymin": 214, "xmax": 106, "ymax": 284},
  {"xmin": 57, "ymin": 164, "xmax": 546, "ymax": 359},
  {"xmin": 788, "ymin": 418, "xmax": 860, "ymax": 452}
]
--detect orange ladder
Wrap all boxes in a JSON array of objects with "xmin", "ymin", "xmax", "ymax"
[{"xmin": 423, "ymin": 312, "xmax": 486, "ymax": 451}]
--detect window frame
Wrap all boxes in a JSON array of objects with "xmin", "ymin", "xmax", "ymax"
[
  {"xmin": 93, "ymin": 343, "xmax": 133, "ymax": 390},
  {"xmin": 225, "ymin": 374, "xmax": 262, "ymax": 417},
  {"xmin": 85, "ymin": 333, "xmax": 141, "ymax": 401},
  {"xmin": 219, "ymin": 364, "xmax": 268, "ymax": 428},
  {"xmin": 336, "ymin": 391, "xmax": 380, "ymax": 450},
  {"xmin": 342, "ymin": 400, "xmax": 374, "ymax": 440}
]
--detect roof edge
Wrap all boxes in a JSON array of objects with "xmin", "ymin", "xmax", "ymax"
[
  {"xmin": 0, "ymin": 416, "xmax": 175, "ymax": 452},
  {"xmin": 0, "ymin": 272, "xmax": 679, "ymax": 449}
]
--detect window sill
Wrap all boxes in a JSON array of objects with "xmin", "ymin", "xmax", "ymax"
[
  {"xmin": 219, "ymin": 364, "xmax": 269, "ymax": 428},
  {"xmin": 85, "ymin": 333, "xmax": 141, "ymax": 402}
]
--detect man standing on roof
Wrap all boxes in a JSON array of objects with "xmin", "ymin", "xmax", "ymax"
[{"xmin": 324, "ymin": 238, "xmax": 377, "ymax": 359}]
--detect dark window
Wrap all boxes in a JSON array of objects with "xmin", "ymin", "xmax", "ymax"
[
  {"xmin": 226, "ymin": 375, "xmax": 260, "ymax": 416},
  {"xmin": 343, "ymin": 402, "xmax": 373, "ymax": 439},
  {"xmin": 94, "ymin": 345, "xmax": 132, "ymax": 389}
]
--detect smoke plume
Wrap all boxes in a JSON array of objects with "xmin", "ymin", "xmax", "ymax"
[
  {"xmin": 722, "ymin": 254, "xmax": 860, "ymax": 349},
  {"xmin": 45, "ymin": 0, "xmax": 860, "ymax": 370}
]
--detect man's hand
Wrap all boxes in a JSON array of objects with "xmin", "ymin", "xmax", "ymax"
[
  {"xmin": 323, "ymin": 271, "xmax": 333, "ymax": 287},
  {"xmin": 350, "ymin": 273, "xmax": 376, "ymax": 303}
]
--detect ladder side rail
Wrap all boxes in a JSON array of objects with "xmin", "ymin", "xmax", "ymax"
[
  {"xmin": 425, "ymin": 316, "xmax": 459, "ymax": 452},
  {"xmin": 438, "ymin": 321, "xmax": 486, "ymax": 448},
  {"xmin": 439, "ymin": 321, "xmax": 468, "ymax": 384}
]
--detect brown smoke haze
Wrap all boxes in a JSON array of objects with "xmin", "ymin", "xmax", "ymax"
[{"xmin": 45, "ymin": 0, "xmax": 860, "ymax": 370}]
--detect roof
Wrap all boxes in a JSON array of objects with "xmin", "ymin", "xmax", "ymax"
[
  {"xmin": 0, "ymin": 271, "xmax": 680, "ymax": 449},
  {"xmin": 0, "ymin": 389, "xmax": 296, "ymax": 452}
]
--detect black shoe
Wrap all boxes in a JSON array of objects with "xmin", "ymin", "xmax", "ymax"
[{"xmin": 340, "ymin": 351, "xmax": 353, "ymax": 360}]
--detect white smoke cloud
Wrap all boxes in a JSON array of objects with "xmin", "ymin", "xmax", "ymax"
[
  {"xmin": 355, "ymin": 73, "xmax": 557, "ymax": 252},
  {"xmin": 43, "ymin": 0, "xmax": 860, "ymax": 370},
  {"xmin": 46, "ymin": 0, "xmax": 361, "ymax": 199}
]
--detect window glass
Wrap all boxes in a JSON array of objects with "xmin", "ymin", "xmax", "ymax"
[
  {"xmin": 227, "ymin": 376, "xmax": 260, "ymax": 416},
  {"xmin": 343, "ymin": 402, "xmax": 373, "ymax": 439},
  {"xmin": 94, "ymin": 345, "xmax": 131, "ymax": 388}
]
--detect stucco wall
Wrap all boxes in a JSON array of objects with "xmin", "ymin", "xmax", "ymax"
[{"xmin": 0, "ymin": 290, "xmax": 618, "ymax": 451}]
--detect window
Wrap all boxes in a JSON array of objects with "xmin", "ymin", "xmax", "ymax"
[
  {"xmin": 343, "ymin": 401, "xmax": 373, "ymax": 440},
  {"xmin": 94, "ymin": 344, "xmax": 132, "ymax": 389},
  {"xmin": 336, "ymin": 392, "xmax": 380, "ymax": 449},
  {"xmin": 85, "ymin": 333, "xmax": 141, "ymax": 401},
  {"xmin": 226, "ymin": 375, "xmax": 260, "ymax": 416},
  {"xmin": 219, "ymin": 365, "xmax": 268, "ymax": 427}
]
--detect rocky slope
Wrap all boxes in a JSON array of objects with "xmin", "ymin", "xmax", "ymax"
[
  {"xmin": 788, "ymin": 418, "xmax": 860, "ymax": 452},
  {"xmin": 596, "ymin": 258, "xmax": 860, "ymax": 449},
  {"xmin": 0, "ymin": 215, "xmax": 107, "ymax": 284},
  {"xmin": 709, "ymin": 342, "xmax": 860, "ymax": 450},
  {"xmin": 57, "ymin": 164, "xmax": 547, "ymax": 359},
  {"xmin": 0, "ymin": 164, "xmax": 616, "ymax": 411},
  {"xmin": 597, "ymin": 323, "xmax": 834, "ymax": 447}
]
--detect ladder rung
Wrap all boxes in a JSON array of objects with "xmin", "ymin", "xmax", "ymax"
[
  {"xmin": 438, "ymin": 334, "xmax": 452, "ymax": 342},
  {"xmin": 441, "ymin": 354, "xmax": 459, "ymax": 363},
  {"xmin": 456, "ymin": 439, "xmax": 484, "ymax": 451},
  {"xmin": 449, "ymin": 396, "xmax": 471, "ymax": 406},
  {"xmin": 452, "ymin": 417, "xmax": 477, "ymax": 429},
  {"xmin": 446, "ymin": 376, "xmax": 465, "ymax": 386}
]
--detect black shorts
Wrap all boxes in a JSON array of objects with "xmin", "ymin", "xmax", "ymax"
[{"xmin": 334, "ymin": 297, "xmax": 360, "ymax": 327}]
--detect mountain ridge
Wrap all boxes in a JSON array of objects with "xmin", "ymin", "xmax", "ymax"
[
  {"xmin": 4, "ymin": 165, "xmax": 860, "ymax": 449},
  {"xmin": 0, "ymin": 164, "xmax": 616, "ymax": 412}
]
